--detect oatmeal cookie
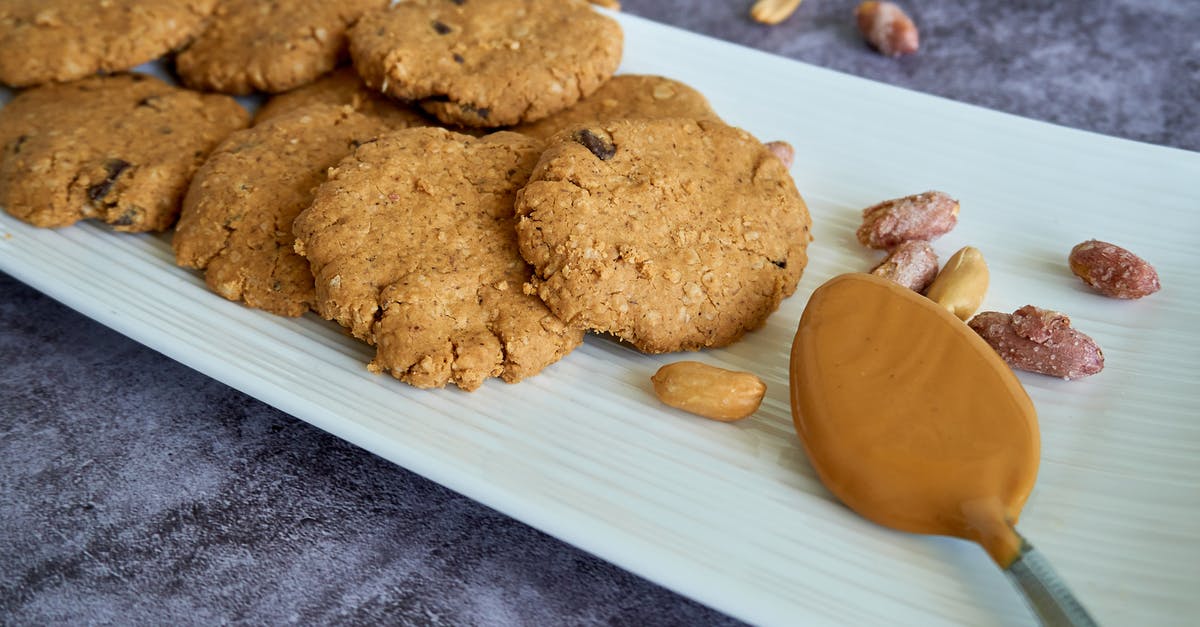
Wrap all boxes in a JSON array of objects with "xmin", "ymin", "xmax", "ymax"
[
  {"xmin": 176, "ymin": 0, "xmax": 388, "ymax": 94},
  {"xmin": 293, "ymin": 128, "xmax": 582, "ymax": 390},
  {"xmin": 349, "ymin": 0, "xmax": 622, "ymax": 127},
  {"xmin": 515, "ymin": 118, "xmax": 811, "ymax": 352},
  {"xmin": 512, "ymin": 74, "xmax": 716, "ymax": 140},
  {"xmin": 174, "ymin": 103, "xmax": 426, "ymax": 316},
  {"xmin": 0, "ymin": 74, "xmax": 247, "ymax": 231},
  {"xmin": 254, "ymin": 67, "xmax": 392, "ymax": 124},
  {"xmin": 0, "ymin": 0, "xmax": 217, "ymax": 87}
]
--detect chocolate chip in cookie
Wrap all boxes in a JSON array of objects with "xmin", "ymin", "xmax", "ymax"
[{"xmin": 573, "ymin": 128, "xmax": 616, "ymax": 160}]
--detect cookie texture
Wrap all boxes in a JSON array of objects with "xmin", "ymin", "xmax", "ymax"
[
  {"xmin": 516, "ymin": 119, "xmax": 812, "ymax": 353},
  {"xmin": 174, "ymin": 104, "xmax": 427, "ymax": 316},
  {"xmin": 254, "ymin": 67, "xmax": 485, "ymax": 136},
  {"xmin": 293, "ymin": 128, "xmax": 583, "ymax": 390},
  {"xmin": 0, "ymin": 0, "xmax": 217, "ymax": 87},
  {"xmin": 254, "ymin": 67, "xmax": 394, "ymax": 124},
  {"xmin": 513, "ymin": 74, "xmax": 717, "ymax": 140},
  {"xmin": 176, "ymin": 0, "xmax": 388, "ymax": 94},
  {"xmin": 349, "ymin": 0, "xmax": 623, "ymax": 128},
  {"xmin": 0, "ymin": 74, "xmax": 248, "ymax": 231}
]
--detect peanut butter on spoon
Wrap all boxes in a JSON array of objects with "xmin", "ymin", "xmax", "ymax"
[{"xmin": 790, "ymin": 273, "xmax": 1096, "ymax": 625}]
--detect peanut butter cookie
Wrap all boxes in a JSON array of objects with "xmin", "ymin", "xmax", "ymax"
[
  {"xmin": 512, "ymin": 74, "xmax": 716, "ymax": 140},
  {"xmin": 254, "ymin": 67, "xmax": 393, "ymax": 124},
  {"xmin": 0, "ymin": 0, "xmax": 217, "ymax": 87},
  {"xmin": 349, "ymin": 0, "xmax": 623, "ymax": 128},
  {"xmin": 515, "ymin": 118, "xmax": 811, "ymax": 353},
  {"xmin": 174, "ymin": 104, "xmax": 427, "ymax": 316},
  {"xmin": 176, "ymin": 0, "xmax": 388, "ymax": 94},
  {"xmin": 293, "ymin": 128, "xmax": 583, "ymax": 390},
  {"xmin": 0, "ymin": 74, "xmax": 247, "ymax": 231}
]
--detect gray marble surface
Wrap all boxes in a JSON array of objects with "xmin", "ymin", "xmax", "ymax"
[{"xmin": 1, "ymin": 1, "xmax": 1195, "ymax": 624}]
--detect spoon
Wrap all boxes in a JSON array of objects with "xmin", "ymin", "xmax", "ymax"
[{"xmin": 790, "ymin": 273, "xmax": 1096, "ymax": 626}]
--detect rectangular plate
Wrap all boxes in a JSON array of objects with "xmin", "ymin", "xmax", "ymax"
[{"xmin": 2, "ymin": 12, "xmax": 1198, "ymax": 626}]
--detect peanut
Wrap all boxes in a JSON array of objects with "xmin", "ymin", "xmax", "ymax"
[
  {"xmin": 856, "ymin": 190, "xmax": 958, "ymax": 249},
  {"xmin": 650, "ymin": 361, "xmax": 766, "ymax": 422},
  {"xmin": 765, "ymin": 140, "xmax": 795, "ymax": 169},
  {"xmin": 969, "ymin": 306, "xmax": 1104, "ymax": 380},
  {"xmin": 751, "ymin": 0, "xmax": 804, "ymax": 25},
  {"xmin": 924, "ymin": 246, "xmax": 988, "ymax": 320},
  {"xmin": 855, "ymin": 2, "xmax": 919, "ymax": 57},
  {"xmin": 871, "ymin": 240, "xmax": 939, "ymax": 292},
  {"xmin": 1068, "ymin": 239, "xmax": 1161, "ymax": 299}
]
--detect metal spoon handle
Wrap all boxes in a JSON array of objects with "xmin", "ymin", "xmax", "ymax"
[{"xmin": 1005, "ymin": 534, "xmax": 1098, "ymax": 627}]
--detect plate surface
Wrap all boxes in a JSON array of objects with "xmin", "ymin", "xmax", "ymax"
[{"xmin": 2, "ymin": 12, "xmax": 1199, "ymax": 626}]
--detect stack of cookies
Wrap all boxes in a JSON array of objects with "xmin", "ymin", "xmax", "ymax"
[{"xmin": 0, "ymin": 0, "xmax": 811, "ymax": 391}]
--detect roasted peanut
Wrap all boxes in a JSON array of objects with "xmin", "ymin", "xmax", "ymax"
[
  {"xmin": 856, "ymin": 190, "xmax": 958, "ymax": 249},
  {"xmin": 855, "ymin": 1, "xmax": 919, "ymax": 57},
  {"xmin": 1069, "ymin": 239, "xmax": 1161, "ymax": 299},
  {"xmin": 924, "ymin": 246, "xmax": 988, "ymax": 320},
  {"xmin": 651, "ymin": 361, "xmax": 766, "ymax": 421},
  {"xmin": 870, "ymin": 240, "xmax": 939, "ymax": 292},
  {"xmin": 969, "ymin": 306, "xmax": 1104, "ymax": 379},
  {"xmin": 765, "ymin": 140, "xmax": 795, "ymax": 169},
  {"xmin": 751, "ymin": 0, "xmax": 804, "ymax": 25}
]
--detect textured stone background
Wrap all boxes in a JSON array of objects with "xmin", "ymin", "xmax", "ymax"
[{"xmin": 2, "ymin": 1, "xmax": 1196, "ymax": 624}]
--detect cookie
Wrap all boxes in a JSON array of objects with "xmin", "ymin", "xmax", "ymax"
[
  {"xmin": 515, "ymin": 118, "xmax": 812, "ymax": 353},
  {"xmin": 293, "ymin": 128, "xmax": 583, "ymax": 390},
  {"xmin": 0, "ymin": 0, "xmax": 217, "ymax": 87},
  {"xmin": 254, "ymin": 67, "xmax": 484, "ymax": 136},
  {"xmin": 512, "ymin": 75, "xmax": 717, "ymax": 140},
  {"xmin": 254, "ymin": 67, "xmax": 391, "ymax": 124},
  {"xmin": 176, "ymin": 0, "xmax": 388, "ymax": 95},
  {"xmin": 0, "ymin": 74, "xmax": 248, "ymax": 231},
  {"xmin": 349, "ymin": 0, "xmax": 623, "ymax": 128},
  {"xmin": 174, "ymin": 104, "xmax": 427, "ymax": 316}
]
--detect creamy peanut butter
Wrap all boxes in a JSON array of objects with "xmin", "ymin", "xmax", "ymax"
[{"xmin": 790, "ymin": 273, "xmax": 1039, "ymax": 566}]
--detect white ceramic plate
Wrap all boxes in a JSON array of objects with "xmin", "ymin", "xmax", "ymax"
[{"xmin": 2, "ymin": 12, "xmax": 1198, "ymax": 626}]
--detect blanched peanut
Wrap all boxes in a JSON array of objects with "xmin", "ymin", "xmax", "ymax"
[
  {"xmin": 751, "ymin": 0, "xmax": 804, "ymax": 25},
  {"xmin": 924, "ymin": 246, "xmax": 988, "ymax": 320},
  {"xmin": 651, "ymin": 361, "xmax": 766, "ymax": 421}
]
